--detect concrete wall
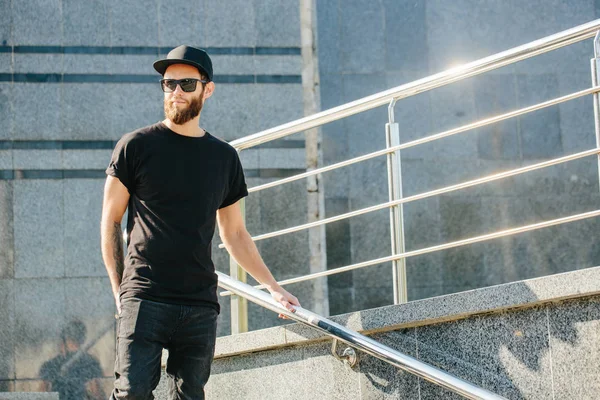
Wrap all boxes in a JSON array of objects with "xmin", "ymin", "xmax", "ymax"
[
  {"xmin": 201, "ymin": 267, "xmax": 600, "ymax": 399},
  {"xmin": 0, "ymin": 0, "xmax": 307, "ymax": 394},
  {"xmin": 317, "ymin": 0, "xmax": 600, "ymax": 314}
]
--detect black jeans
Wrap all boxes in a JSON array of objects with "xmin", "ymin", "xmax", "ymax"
[{"xmin": 110, "ymin": 297, "xmax": 218, "ymax": 400}]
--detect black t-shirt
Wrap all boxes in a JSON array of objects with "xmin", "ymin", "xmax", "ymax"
[
  {"xmin": 39, "ymin": 352, "xmax": 103, "ymax": 400},
  {"xmin": 106, "ymin": 122, "xmax": 248, "ymax": 310}
]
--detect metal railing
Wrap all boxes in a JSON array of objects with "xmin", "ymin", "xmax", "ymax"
[
  {"xmin": 217, "ymin": 272, "xmax": 506, "ymax": 400},
  {"xmin": 222, "ymin": 19, "xmax": 600, "ymax": 332}
]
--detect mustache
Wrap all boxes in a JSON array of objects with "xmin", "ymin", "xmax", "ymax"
[{"xmin": 168, "ymin": 97, "xmax": 188, "ymax": 105}]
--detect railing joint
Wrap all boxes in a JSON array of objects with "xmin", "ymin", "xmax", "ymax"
[{"xmin": 331, "ymin": 338, "xmax": 359, "ymax": 368}]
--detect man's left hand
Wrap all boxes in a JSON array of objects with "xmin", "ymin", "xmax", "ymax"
[{"xmin": 269, "ymin": 287, "xmax": 300, "ymax": 319}]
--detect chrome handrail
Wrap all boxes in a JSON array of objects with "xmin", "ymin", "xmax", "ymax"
[
  {"xmin": 221, "ymin": 209, "xmax": 600, "ymax": 295},
  {"xmin": 241, "ymin": 85, "xmax": 600, "ymax": 195},
  {"xmin": 217, "ymin": 271, "xmax": 506, "ymax": 400},
  {"xmin": 224, "ymin": 20, "xmax": 600, "ymax": 339},
  {"xmin": 221, "ymin": 20, "xmax": 600, "ymax": 297},
  {"xmin": 230, "ymin": 19, "xmax": 600, "ymax": 151},
  {"xmin": 217, "ymin": 148, "xmax": 600, "ymax": 250},
  {"xmin": 220, "ymin": 19, "xmax": 600, "ymax": 396},
  {"xmin": 218, "ymin": 84, "xmax": 600, "ymax": 251}
]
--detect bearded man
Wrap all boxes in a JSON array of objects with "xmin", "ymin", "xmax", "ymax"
[{"xmin": 101, "ymin": 45, "xmax": 299, "ymax": 400}]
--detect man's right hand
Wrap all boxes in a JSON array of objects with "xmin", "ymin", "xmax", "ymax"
[{"xmin": 115, "ymin": 294, "xmax": 121, "ymax": 317}]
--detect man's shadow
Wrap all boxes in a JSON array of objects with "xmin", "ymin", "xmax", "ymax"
[{"xmin": 38, "ymin": 319, "xmax": 107, "ymax": 400}]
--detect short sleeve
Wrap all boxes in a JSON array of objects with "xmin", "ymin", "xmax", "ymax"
[
  {"xmin": 219, "ymin": 151, "xmax": 248, "ymax": 209},
  {"xmin": 105, "ymin": 135, "xmax": 137, "ymax": 193}
]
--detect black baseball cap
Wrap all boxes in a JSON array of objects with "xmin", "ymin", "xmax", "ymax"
[{"xmin": 153, "ymin": 45, "xmax": 213, "ymax": 81}]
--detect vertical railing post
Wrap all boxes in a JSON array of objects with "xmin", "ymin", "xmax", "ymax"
[
  {"xmin": 590, "ymin": 31, "xmax": 600, "ymax": 190},
  {"xmin": 386, "ymin": 99, "xmax": 408, "ymax": 304},
  {"xmin": 229, "ymin": 154, "xmax": 248, "ymax": 334}
]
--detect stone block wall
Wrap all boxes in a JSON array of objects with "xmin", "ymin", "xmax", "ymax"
[
  {"xmin": 0, "ymin": 0, "xmax": 306, "ymax": 394},
  {"xmin": 317, "ymin": 0, "xmax": 600, "ymax": 314}
]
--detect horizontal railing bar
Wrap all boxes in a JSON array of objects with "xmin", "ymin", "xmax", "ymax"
[
  {"xmin": 217, "ymin": 147, "xmax": 600, "ymax": 249},
  {"xmin": 217, "ymin": 272, "xmax": 506, "ymax": 399},
  {"xmin": 247, "ymin": 86, "xmax": 600, "ymax": 194},
  {"xmin": 220, "ymin": 209, "xmax": 600, "ymax": 295},
  {"xmin": 230, "ymin": 19, "xmax": 600, "ymax": 151}
]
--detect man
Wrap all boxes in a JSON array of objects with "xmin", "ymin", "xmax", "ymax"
[
  {"xmin": 101, "ymin": 45, "xmax": 300, "ymax": 400},
  {"xmin": 39, "ymin": 320, "xmax": 105, "ymax": 400}
]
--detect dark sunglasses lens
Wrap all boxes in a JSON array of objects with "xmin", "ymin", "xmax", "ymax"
[
  {"xmin": 161, "ymin": 80, "xmax": 177, "ymax": 92},
  {"xmin": 179, "ymin": 79, "xmax": 197, "ymax": 92}
]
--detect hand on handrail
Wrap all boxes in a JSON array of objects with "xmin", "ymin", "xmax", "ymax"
[{"xmin": 268, "ymin": 285, "xmax": 301, "ymax": 319}]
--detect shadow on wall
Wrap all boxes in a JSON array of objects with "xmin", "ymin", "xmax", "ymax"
[
  {"xmin": 38, "ymin": 320, "xmax": 108, "ymax": 400},
  {"xmin": 39, "ymin": 320, "xmax": 106, "ymax": 400},
  {"xmin": 3, "ymin": 319, "xmax": 114, "ymax": 398}
]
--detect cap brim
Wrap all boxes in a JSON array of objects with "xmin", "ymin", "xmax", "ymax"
[{"xmin": 153, "ymin": 59, "xmax": 210, "ymax": 79}]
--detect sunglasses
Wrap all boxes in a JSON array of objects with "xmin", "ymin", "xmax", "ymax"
[{"xmin": 160, "ymin": 78, "xmax": 208, "ymax": 93}]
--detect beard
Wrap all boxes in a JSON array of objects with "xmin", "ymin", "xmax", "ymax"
[{"xmin": 164, "ymin": 91, "xmax": 204, "ymax": 125}]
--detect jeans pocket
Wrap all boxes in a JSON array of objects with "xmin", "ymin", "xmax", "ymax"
[
  {"xmin": 115, "ymin": 298, "xmax": 141, "ymax": 339},
  {"xmin": 114, "ymin": 316, "xmax": 121, "ymax": 373}
]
